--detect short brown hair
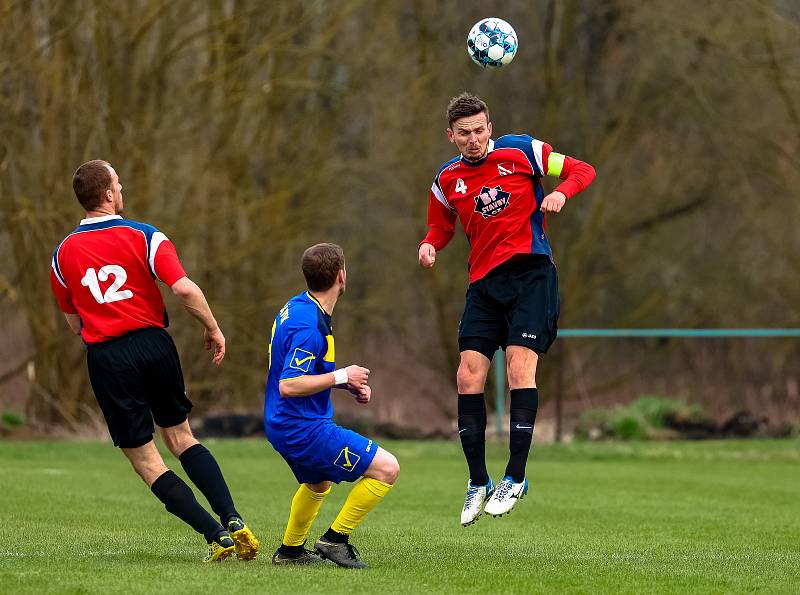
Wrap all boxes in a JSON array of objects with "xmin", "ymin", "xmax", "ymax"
[
  {"xmin": 73, "ymin": 160, "xmax": 112, "ymax": 211},
  {"xmin": 302, "ymin": 243, "xmax": 345, "ymax": 291},
  {"xmin": 446, "ymin": 92, "xmax": 489, "ymax": 128}
]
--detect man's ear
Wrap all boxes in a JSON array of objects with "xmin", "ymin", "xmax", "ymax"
[{"xmin": 447, "ymin": 127, "xmax": 455, "ymax": 144}]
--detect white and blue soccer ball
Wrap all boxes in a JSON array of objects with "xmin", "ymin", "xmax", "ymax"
[{"xmin": 467, "ymin": 18, "xmax": 518, "ymax": 68}]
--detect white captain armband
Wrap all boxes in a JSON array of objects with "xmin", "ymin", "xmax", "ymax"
[{"xmin": 333, "ymin": 368, "xmax": 348, "ymax": 386}]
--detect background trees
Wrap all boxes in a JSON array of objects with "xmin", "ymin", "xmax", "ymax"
[{"xmin": 1, "ymin": 0, "xmax": 798, "ymax": 435}]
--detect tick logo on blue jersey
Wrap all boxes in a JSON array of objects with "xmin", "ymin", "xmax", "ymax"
[
  {"xmin": 474, "ymin": 185, "xmax": 511, "ymax": 218},
  {"xmin": 334, "ymin": 446, "xmax": 360, "ymax": 471},
  {"xmin": 289, "ymin": 347, "xmax": 316, "ymax": 372}
]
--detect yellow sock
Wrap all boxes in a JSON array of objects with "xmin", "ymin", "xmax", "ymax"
[
  {"xmin": 330, "ymin": 477, "xmax": 393, "ymax": 536},
  {"xmin": 283, "ymin": 484, "xmax": 331, "ymax": 546}
]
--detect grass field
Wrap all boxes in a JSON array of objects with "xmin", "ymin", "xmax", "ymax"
[{"xmin": 1, "ymin": 438, "xmax": 799, "ymax": 594}]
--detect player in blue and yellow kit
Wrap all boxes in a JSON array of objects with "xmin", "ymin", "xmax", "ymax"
[{"xmin": 264, "ymin": 243, "xmax": 400, "ymax": 568}]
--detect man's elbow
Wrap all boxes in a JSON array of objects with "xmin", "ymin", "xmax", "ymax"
[
  {"xmin": 279, "ymin": 381, "xmax": 298, "ymax": 397},
  {"xmin": 171, "ymin": 277, "xmax": 198, "ymax": 299},
  {"xmin": 584, "ymin": 163, "xmax": 597, "ymax": 184}
]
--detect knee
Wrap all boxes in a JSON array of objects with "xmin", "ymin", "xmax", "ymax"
[
  {"xmin": 373, "ymin": 451, "xmax": 400, "ymax": 484},
  {"xmin": 507, "ymin": 352, "xmax": 538, "ymax": 388},
  {"xmin": 457, "ymin": 361, "xmax": 485, "ymax": 393},
  {"xmin": 161, "ymin": 429, "xmax": 197, "ymax": 458}
]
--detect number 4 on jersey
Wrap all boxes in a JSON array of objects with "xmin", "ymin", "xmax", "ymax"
[
  {"xmin": 455, "ymin": 178, "xmax": 467, "ymax": 194},
  {"xmin": 81, "ymin": 265, "xmax": 134, "ymax": 304}
]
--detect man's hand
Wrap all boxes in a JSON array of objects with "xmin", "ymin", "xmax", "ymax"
[
  {"xmin": 348, "ymin": 383, "xmax": 371, "ymax": 404},
  {"xmin": 345, "ymin": 364, "xmax": 370, "ymax": 388},
  {"xmin": 204, "ymin": 327, "xmax": 226, "ymax": 365},
  {"xmin": 419, "ymin": 242, "xmax": 436, "ymax": 268},
  {"xmin": 540, "ymin": 191, "xmax": 567, "ymax": 213}
]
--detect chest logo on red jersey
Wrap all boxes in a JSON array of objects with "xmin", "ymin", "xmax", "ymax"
[
  {"xmin": 497, "ymin": 162, "xmax": 515, "ymax": 175},
  {"xmin": 474, "ymin": 186, "xmax": 511, "ymax": 219}
]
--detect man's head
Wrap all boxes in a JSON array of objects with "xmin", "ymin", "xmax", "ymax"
[
  {"xmin": 446, "ymin": 92, "xmax": 492, "ymax": 161},
  {"xmin": 302, "ymin": 243, "xmax": 346, "ymax": 296},
  {"xmin": 72, "ymin": 160, "xmax": 123, "ymax": 214}
]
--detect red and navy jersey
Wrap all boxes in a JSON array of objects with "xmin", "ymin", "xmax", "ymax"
[
  {"xmin": 421, "ymin": 135, "xmax": 595, "ymax": 283},
  {"xmin": 50, "ymin": 215, "xmax": 187, "ymax": 344}
]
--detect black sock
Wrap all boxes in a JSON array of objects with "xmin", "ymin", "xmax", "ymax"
[
  {"xmin": 458, "ymin": 393, "xmax": 490, "ymax": 486},
  {"xmin": 505, "ymin": 388, "xmax": 539, "ymax": 483},
  {"xmin": 150, "ymin": 470, "xmax": 223, "ymax": 542},
  {"xmin": 322, "ymin": 527, "xmax": 349, "ymax": 544},
  {"xmin": 278, "ymin": 543, "xmax": 305, "ymax": 556},
  {"xmin": 179, "ymin": 443, "xmax": 240, "ymax": 525}
]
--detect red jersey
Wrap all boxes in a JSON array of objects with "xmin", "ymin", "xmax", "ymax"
[
  {"xmin": 421, "ymin": 135, "xmax": 595, "ymax": 283},
  {"xmin": 50, "ymin": 215, "xmax": 187, "ymax": 344}
]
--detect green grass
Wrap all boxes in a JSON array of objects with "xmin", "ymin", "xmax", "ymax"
[{"xmin": 1, "ymin": 439, "xmax": 799, "ymax": 594}]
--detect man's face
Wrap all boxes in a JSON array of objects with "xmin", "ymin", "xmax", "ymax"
[
  {"xmin": 447, "ymin": 112, "xmax": 492, "ymax": 161},
  {"xmin": 105, "ymin": 165, "xmax": 124, "ymax": 213}
]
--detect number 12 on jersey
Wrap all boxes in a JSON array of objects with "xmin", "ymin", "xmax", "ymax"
[{"xmin": 81, "ymin": 265, "xmax": 134, "ymax": 304}]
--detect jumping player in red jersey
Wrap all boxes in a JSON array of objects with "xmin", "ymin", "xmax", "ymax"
[
  {"xmin": 50, "ymin": 160, "xmax": 260, "ymax": 562},
  {"xmin": 418, "ymin": 93, "xmax": 596, "ymax": 525}
]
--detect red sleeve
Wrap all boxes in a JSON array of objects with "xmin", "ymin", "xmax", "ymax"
[
  {"xmin": 419, "ymin": 191, "xmax": 457, "ymax": 250},
  {"xmin": 50, "ymin": 269, "xmax": 77, "ymax": 314},
  {"xmin": 541, "ymin": 143, "xmax": 596, "ymax": 199},
  {"xmin": 152, "ymin": 240, "xmax": 187, "ymax": 286}
]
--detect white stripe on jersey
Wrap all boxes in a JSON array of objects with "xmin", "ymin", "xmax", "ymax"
[
  {"xmin": 431, "ymin": 181, "xmax": 455, "ymax": 212},
  {"xmin": 530, "ymin": 138, "xmax": 546, "ymax": 176},
  {"xmin": 148, "ymin": 232, "xmax": 169, "ymax": 279},
  {"xmin": 51, "ymin": 254, "xmax": 67, "ymax": 287}
]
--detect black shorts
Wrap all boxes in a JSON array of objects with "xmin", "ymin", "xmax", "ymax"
[
  {"xmin": 86, "ymin": 327, "xmax": 192, "ymax": 448},
  {"xmin": 458, "ymin": 255, "xmax": 560, "ymax": 359}
]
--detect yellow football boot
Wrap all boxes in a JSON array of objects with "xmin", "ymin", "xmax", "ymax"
[
  {"xmin": 227, "ymin": 517, "xmax": 260, "ymax": 561},
  {"xmin": 204, "ymin": 534, "xmax": 235, "ymax": 563}
]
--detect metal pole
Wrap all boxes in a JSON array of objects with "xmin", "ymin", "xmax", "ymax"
[{"xmin": 494, "ymin": 349, "xmax": 505, "ymax": 438}]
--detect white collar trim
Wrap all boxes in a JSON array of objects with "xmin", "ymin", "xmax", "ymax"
[{"xmin": 80, "ymin": 214, "xmax": 122, "ymax": 225}]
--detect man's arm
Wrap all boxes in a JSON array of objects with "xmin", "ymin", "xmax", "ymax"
[
  {"xmin": 63, "ymin": 313, "xmax": 82, "ymax": 335},
  {"xmin": 279, "ymin": 365, "xmax": 370, "ymax": 398},
  {"xmin": 418, "ymin": 187, "xmax": 458, "ymax": 268},
  {"xmin": 540, "ymin": 145, "xmax": 596, "ymax": 213},
  {"xmin": 170, "ymin": 276, "xmax": 225, "ymax": 365}
]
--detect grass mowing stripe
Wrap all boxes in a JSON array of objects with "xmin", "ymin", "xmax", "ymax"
[{"xmin": 0, "ymin": 439, "xmax": 798, "ymax": 594}]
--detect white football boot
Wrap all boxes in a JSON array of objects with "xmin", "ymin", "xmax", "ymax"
[
  {"xmin": 460, "ymin": 479, "xmax": 494, "ymax": 526},
  {"xmin": 484, "ymin": 475, "xmax": 528, "ymax": 517}
]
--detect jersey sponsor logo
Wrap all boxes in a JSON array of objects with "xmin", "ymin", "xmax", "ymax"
[
  {"xmin": 521, "ymin": 332, "xmax": 537, "ymax": 339},
  {"xmin": 497, "ymin": 162, "xmax": 515, "ymax": 175},
  {"xmin": 474, "ymin": 186, "xmax": 512, "ymax": 219},
  {"xmin": 333, "ymin": 446, "xmax": 360, "ymax": 471},
  {"xmin": 446, "ymin": 162, "xmax": 462, "ymax": 172},
  {"xmin": 289, "ymin": 348, "xmax": 316, "ymax": 372}
]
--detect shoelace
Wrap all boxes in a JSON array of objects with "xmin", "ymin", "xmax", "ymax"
[
  {"xmin": 463, "ymin": 485, "xmax": 481, "ymax": 510},
  {"xmin": 493, "ymin": 480, "xmax": 513, "ymax": 500}
]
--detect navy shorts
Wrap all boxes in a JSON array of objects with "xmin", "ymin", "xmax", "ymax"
[
  {"xmin": 458, "ymin": 254, "xmax": 560, "ymax": 359},
  {"xmin": 268, "ymin": 422, "xmax": 378, "ymax": 484},
  {"xmin": 87, "ymin": 327, "xmax": 192, "ymax": 448}
]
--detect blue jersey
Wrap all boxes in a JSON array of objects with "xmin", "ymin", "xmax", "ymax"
[{"xmin": 264, "ymin": 291, "xmax": 336, "ymax": 439}]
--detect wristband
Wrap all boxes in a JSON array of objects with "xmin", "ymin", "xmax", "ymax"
[{"xmin": 333, "ymin": 368, "xmax": 348, "ymax": 386}]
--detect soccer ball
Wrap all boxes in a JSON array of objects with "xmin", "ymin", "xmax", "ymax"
[{"xmin": 467, "ymin": 18, "xmax": 518, "ymax": 68}]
